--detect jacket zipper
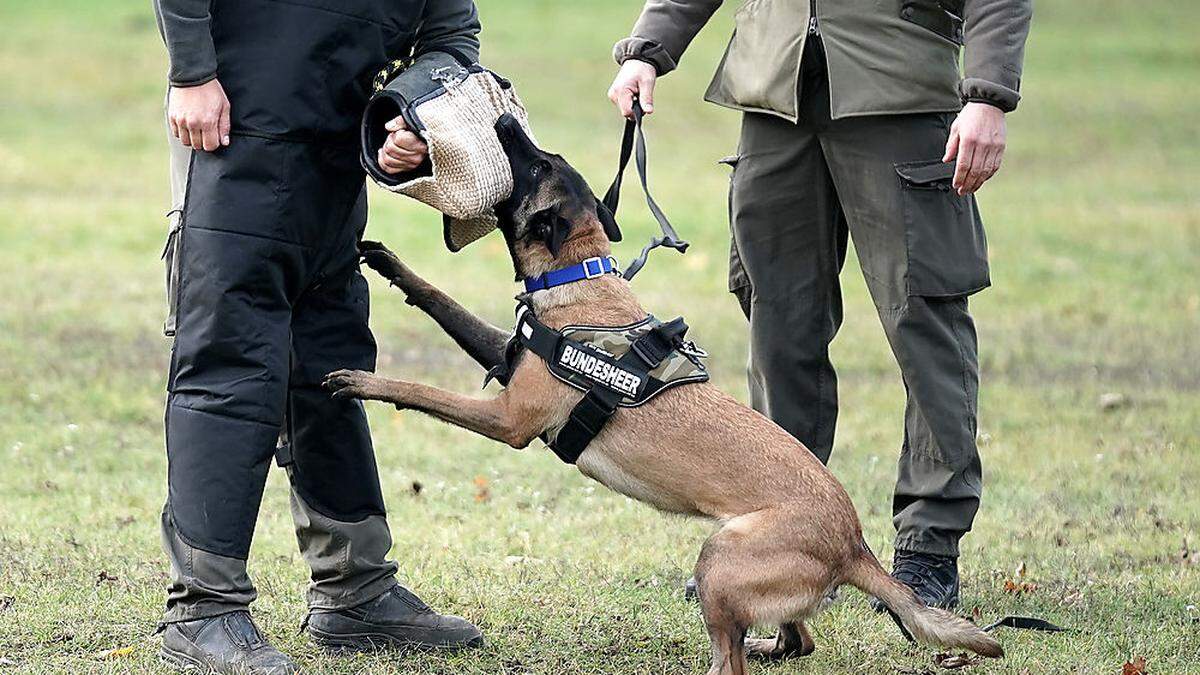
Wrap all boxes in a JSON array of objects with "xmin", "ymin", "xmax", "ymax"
[{"xmin": 808, "ymin": 0, "xmax": 820, "ymax": 35}]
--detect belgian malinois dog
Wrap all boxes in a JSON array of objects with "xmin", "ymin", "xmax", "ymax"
[{"xmin": 324, "ymin": 114, "xmax": 1002, "ymax": 674}]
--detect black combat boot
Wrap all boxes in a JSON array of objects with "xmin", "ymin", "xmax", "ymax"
[
  {"xmin": 306, "ymin": 585, "xmax": 484, "ymax": 652},
  {"xmin": 870, "ymin": 550, "xmax": 960, "ymax": 611},
  {"xmin": 159, "ymin": 611, "xmax": 299, "ymax": 674}
]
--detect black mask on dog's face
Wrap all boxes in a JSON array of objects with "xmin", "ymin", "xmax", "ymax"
[{"xmin": 493, "ymin": 114, "xmax": 621, "ymax": 262}]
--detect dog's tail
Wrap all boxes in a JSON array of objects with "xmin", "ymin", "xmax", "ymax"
[{"xmin": 847, "ymin": 546, "xmax": 1003, "ymax": 658}]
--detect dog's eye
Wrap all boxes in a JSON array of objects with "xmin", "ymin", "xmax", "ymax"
[{"xmin": 531, "ymin": 161, "xmax": 551, "ymax": 178}]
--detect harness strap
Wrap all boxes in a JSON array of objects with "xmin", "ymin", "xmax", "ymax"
[
  {"xmin": 552, "ymin": 319, "xmax": 689, "ymax": 463},
  {"xmin": 551, "ymin": 388, "xmax": 621, "ymax": 464},
  {"xmin": 602, "ymin": 99, "xmax": 688, "ymax": 281},
  {"xmin": 498, "ymin": 302, "xmax": 694, "ymax": 464}
]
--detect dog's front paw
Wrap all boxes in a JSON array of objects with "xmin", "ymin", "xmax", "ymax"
[
  {"xmin": 323, "ymin": 369, "xmax": 390, "ymax": 403},
  {"xmin": 358, "ymin": 240, "xmax": 407, "ymax": 280}
]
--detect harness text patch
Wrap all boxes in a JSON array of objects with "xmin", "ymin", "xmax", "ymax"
[{"xmin": 557, "ymin": 344, "xmax": 643, "ymax": 398}]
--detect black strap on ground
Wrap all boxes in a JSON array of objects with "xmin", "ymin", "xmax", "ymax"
[
  {"xmin": 602, "ymin": 98, "xmax": 688, "ymax": 281},
  {"xmin": 981, "ymin": 615, "xmax": 1069, "ymax": 633},
  {"xmin": 886, "ymin": 610, "xmax": 1068, "ymax": 645}
]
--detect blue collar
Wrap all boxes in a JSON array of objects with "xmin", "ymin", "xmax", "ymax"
[{"xmin": 523, "ymin": 256, "xmax": 620, "ymax": 293}]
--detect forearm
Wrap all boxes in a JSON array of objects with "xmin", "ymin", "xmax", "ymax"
[
  {"xmin": 613, "ymin": 0, "xmax": 725, "ymax": 75},
  {"xmin": 153, "ymin": 0, "xmax": 218, "ymax": 86},
  {"xmin": 960, "ymin": 0, "xmax": 1033, "ymax": 112},
  {"xmin": 412, "ymin": 0, "xmax": 481, "ymax": 65}
]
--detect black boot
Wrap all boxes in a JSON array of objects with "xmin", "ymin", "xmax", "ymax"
[
  {"xmin": 159, "ymin": 611, "xmax": 299, "ymax": 674},
  {"xmin": 870, "ymin": 550, "xmax": 960, "ymax": 612},
  {"xmin": 306, "ymin": 585, "xmax": 484, "ymax": 652}
]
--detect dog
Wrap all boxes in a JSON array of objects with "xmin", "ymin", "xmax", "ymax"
[{"xmin": 323, "ymin": 114, "xmax": 1002, "ymax": 674}]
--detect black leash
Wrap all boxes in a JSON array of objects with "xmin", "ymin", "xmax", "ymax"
[
  {"xmin": 602, "ymin": 98, "xmax": 688, "ymax": 281},
  {"xmin": 885, "ymin": 610, "xmax": 1068, "ymax": 645},
  {"xmin": 981, "ymin": 615, "xmax": 1068, "ymax": 634}
]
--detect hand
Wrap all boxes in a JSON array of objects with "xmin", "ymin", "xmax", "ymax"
[
  {"xmin": 607, "ymin": 60, "xmax": 657, "ymax": 119},
  {"xmin": 377, "ymin": 116, "xmax": 428, "ymax": 174},
  {"xmin": 168, "ymin": 79, "xmax": 231, "ymax": 152},
  {"xmin": 943, "ymin": 102, "xmax": 1007, "ymax": 195}
]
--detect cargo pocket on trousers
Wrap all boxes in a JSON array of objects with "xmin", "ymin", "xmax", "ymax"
[
  {"xmin": 896, "ymin": 159, "xmax": 990, "ymax": 298},
  {"xmin": 721, "ymin": 155, "xmax": 752, "ymax": 319}
]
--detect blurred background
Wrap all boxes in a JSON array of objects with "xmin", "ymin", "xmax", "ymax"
[{"xmin": 0, "ymin": 0, "xmax": 1197, "ymax": 672}]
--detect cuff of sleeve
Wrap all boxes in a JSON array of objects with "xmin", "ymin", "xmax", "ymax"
[
  {"xmin": 613, "ymin": 38, "xmax": 677, "ymax": 76},
  {"xmin": 958, "ymin": 77, "xmax": 1020, "ymax": 113},
  {"xmin": 169, "ymin": 71, "xmax": 218, "ymax": 88}
]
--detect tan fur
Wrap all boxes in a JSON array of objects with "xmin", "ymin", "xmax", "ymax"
[{"xmin": 326, "ymin": 209, "xmax": 1001, "ymax": 672}]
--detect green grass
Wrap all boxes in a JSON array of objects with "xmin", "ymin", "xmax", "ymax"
[{"xmin": 1, "ymin": 0, "xmax": 1198, "ymax": 672}]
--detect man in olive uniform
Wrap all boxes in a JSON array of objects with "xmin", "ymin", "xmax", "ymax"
[
  {"xmin": 154, "ymin": 0, "xmax": 485, "ymax": 671},
  {"xmin": 609, "ymin": 0, "xmax": 1031, "ymax": 609}
]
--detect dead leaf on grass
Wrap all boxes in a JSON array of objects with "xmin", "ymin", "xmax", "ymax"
[
  {"xmin": 934, "ymin": 652, "xmax": 981, "ymax": 669},
  {"xmin": 93, "ymin": 645, "xmax": 136, "ymax": 660},
  {"xmin": 410, "ymin": 480, "xmax": 423, "ymax": 496},
  {"xmin": 0, "ymin": 656, "xmax": 16, "ymax": 667},
  {"xmin": 473, "ymin": 475, "xmax": 491, "ymax": 502},
  {"xmin": 115, "ymin": 515, "xmax": 136, "ymax": 528},
  {"xmin": 0, "ymin": 597, "xmax": 12, "ymax": 613},
  {"xmin": 95, "ymin": 570, "xmax": 119, "ymax": 586},
  {"xmin": 1122, "ymin": 655, "xmax": 1148, "ymax": 675},
  {"xmin": 1003, "ymin": 579, "xmax": 1038, "ymax": 594}
]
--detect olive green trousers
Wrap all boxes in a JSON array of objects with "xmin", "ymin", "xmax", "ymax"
[{"xmin": 727, "ymin": 43, "xmax": 986, "ymax": 557}]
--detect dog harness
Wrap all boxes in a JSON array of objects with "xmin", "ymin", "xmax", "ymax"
[{"xmin": 486, "ymin": 290, "xmax": 709, "ymax": 464}]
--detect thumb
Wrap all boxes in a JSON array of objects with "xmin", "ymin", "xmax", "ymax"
[
  {"xmin": 943, "ymin": 128, "xmax": 960, "ymax": 163},
  {"xmin": 385, "ymin": 116, "xmax": 405, "ymax": 132}
]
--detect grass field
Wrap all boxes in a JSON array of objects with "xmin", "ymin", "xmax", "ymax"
[{"xmin": 1, "ymin": 0, "xmax": 1198, "ymax": 672}]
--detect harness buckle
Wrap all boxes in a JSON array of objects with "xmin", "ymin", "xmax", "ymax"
[{"xmin": 581, "ymin": 256, "xmax": 605, "ymax": 279}]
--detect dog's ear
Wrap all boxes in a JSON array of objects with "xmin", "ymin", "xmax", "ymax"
[
  {"xmin": 531, "ymin": 209, "xmax": 573, "ymax": 258},
  {"xmin": 595, "ymin": 198, "xmax": 622, "ymax": 242}
]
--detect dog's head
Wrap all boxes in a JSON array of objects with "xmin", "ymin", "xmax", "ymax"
[{"xmin": 493, "ymin": 114, "xmax": 621, "ymax": 279}]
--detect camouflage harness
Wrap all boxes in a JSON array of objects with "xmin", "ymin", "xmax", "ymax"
[{"xmin": 486, "ymin": 301, "xmax": 709, "ymax": 464}]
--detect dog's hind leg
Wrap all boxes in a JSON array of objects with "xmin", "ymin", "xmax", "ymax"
[
  {"xmin": 695, "ymin": 508, "xmax": 833, "ymax": 673},
  {"xmin": 745, "ymin": 621, "xmax": 814, "ymax": 659},
  {"xmin": 358, "ymin": 241, "xmax": 509, "ymax": 374}
]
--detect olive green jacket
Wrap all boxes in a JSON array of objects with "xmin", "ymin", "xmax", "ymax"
[{"xmin": 614, "ymin": 0, "xmax": 1032, "ymax": 121}]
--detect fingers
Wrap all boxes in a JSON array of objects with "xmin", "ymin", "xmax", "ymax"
[
  {"xmin": 967, "ymin": 148, "xmax": 997, "ymax": 194},
  {"xmin": 376, "ymin": 116, "xmax": 426, "ymax": 174},
  {"xmin": 608, "ymin": 84, "xmax": 635, "ymax": 119},
  {"xmin": 942, "ymin": 125, "xmax": 960, "ymax": 163},
  {"xmin": 638, "ymin": 72, "xmax": 656, "ymax": 114},
  {"xmin": 177, "ymin": 122, "xmax": 193, "ymax": 149},
  {"xmin": 219, "ymin": 103, "xmax": 231, "ymax": 147},
  {"xmin": 955, "ymin": 139, "xmax": 974, "ymax": 194},
  {"xmin": 167, "ymin": 81, "xmax": 232, "ymax": 152},
  {"xmin": 200, "ymin": 120, "xmax": 221, "ymax": 152},
  {"xmin": 377, "ymin": 130, "xmax": 428, "ymax": 174},
  {"xmin": 955, "ymin": 139, "xmax": 1005, "ymax": 194}
]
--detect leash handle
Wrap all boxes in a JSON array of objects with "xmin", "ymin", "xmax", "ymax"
[{"xmin": 602, "ymin": 98, "xmax": 688, "ymax": 281}]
